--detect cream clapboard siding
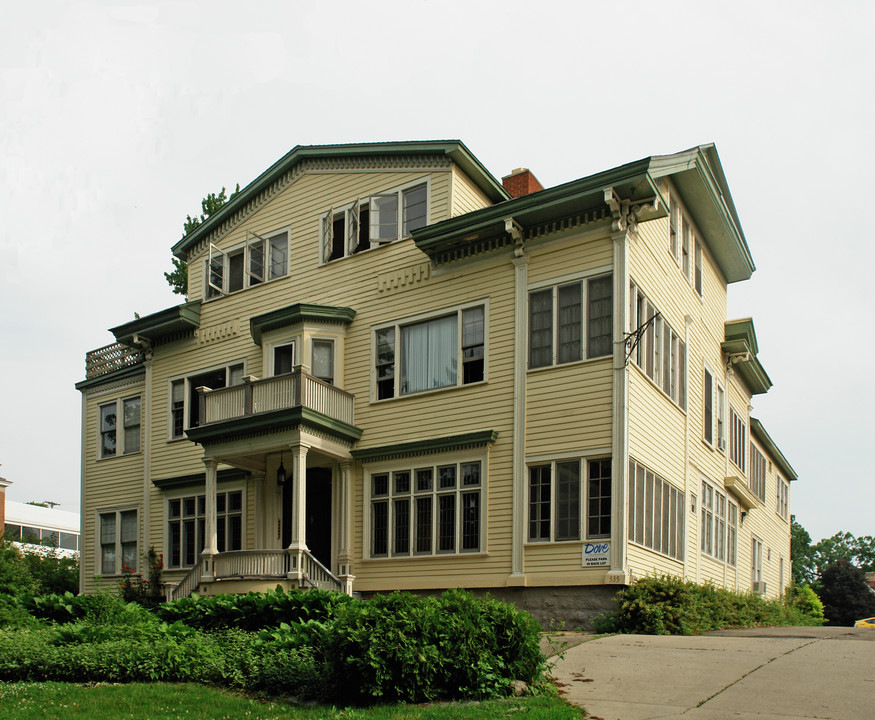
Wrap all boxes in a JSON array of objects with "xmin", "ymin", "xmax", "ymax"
[
  {"xmin": 450, "ymin": 164, "xmax": 495, "ymax": 217},
  {"xmin": 627, "ymin": 544, "xmax": 684, "ymax": 580},
  {"xmin": 143, "ymin": 162, "xmax": 520, "ymax": 592},
  {"xmin": 81, "ymin": 377, "xmax": 146, "ymax": 595}
]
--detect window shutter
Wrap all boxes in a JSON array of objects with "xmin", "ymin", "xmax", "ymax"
[
  {"xmin": 208, "ymin": 243, "xmax": 226, "ymax": 294},
  {"xmin": 347, "ymin": 201, "xmax": 359, "ymax": 255},
  {"xmin": 321, "ymin": 208, "xmax": 333, "ymax": 262}
]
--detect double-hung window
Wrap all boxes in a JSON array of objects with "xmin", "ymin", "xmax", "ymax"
[
  {"xmin": 529, "ymin": 273, "xmax": 612, "ymax": 369},
  {"xmin": 369, "ymin": 460, "xmax": 482, "ymax": 557},
  {"xmin": 374, "ymin": 304, "xmax": 485, "ymax": 400},
  {"xmin": 207, "ymin": 231, "xmax": 288, "ymax": 297},
  {"xmin": 629, "ymin": 282, "xmax": 686, "ymax": 409},
  {"xmin": 776, "ymin": 476, "xmax": 789, "ymax": 521},
  {"xmin": 528, "ymin": 458, "xmax": 611, "ymax": 542},
  {"xmin": 311, "ymin": 339, "xmax": 335, "ymax": 384},
  {"xmin": 99, "ymin": 397, "xmax": 141, "ymax": 458},
  {"xmin": 166, "ymin": 490, "xmax": 243, "ymax": 569},
  {"xmin": 749, "ymin": 443, "xmax": 766, "ymax": 501},
  {"xmin": 169, "ymin": 363, "xmax": 245, "ymax": 438},
  {"xmin": 730, "ymin": 406, "xmax": 747, "ymax": 473},
  {"xmin": 322, "ymin": 181, "xmax": 428, "ymax": 262},
  {"xmin": 704, "ymin": 369, "xmax": 714, "ymax": 445},
  {"xmin": 700, "ymin": 480, "xmax": 727, "ymax": 561},
  {"xmin": 98, "ymin": 508, "xmax": 138, "ymax": 574}
]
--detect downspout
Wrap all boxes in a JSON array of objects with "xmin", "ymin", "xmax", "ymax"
[
  {"xmin": 606, "ymin": 188, "xmax": 631, "ymax": 586},
  {"xmin": 508, "ymin": 218, "xmax": 528, "ymax": 586},
  {"xmin": 133, "ymin": 336, "xmax": 152, "ymax": 562},
  {"xmin": 683, "ymin": 316, "xmax": 694, "ymax": 584}
]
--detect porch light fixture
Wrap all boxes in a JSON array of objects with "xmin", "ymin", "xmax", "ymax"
[{"xmin": 276, "ymin": 453, "xmax": 287, "ymax": 486}]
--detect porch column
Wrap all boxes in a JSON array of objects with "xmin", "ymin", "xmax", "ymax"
[
  {"xmin": 286, "ymin": 444, "xmax": 309, "ymax": 580},
  {"xmin": 337, "ymin": 460, "xmax": 355, "ymax": 595},
  {"xmin": 201, "ymin": 458, "xmax": 219, "ymax": 581},
  {"xmin": 252, "ymin": 472, "xmax": 265, "ymax": 548}
]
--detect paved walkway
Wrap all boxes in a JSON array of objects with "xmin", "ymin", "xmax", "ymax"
[{"xmin": 549, "ymin": 626, "xmax": 875, "ymax": 720}]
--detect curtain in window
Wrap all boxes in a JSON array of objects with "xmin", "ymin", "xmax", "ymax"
[{"xmin": 401, "ymin": 315, "xmax": 457, "ymax": 393}]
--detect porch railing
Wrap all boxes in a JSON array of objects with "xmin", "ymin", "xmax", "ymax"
[
  {"xmin": 200, "ymin": 370, "xmax": 354, "ymax": 426},
  {"xmin": 301, "ymin": 551, "xmax": 343, "ymax": 592},
  {"xmin": 170, "ymin": 559, "xmax": 204, "ymax": 601},
  {"xmin": 168, "ymin": 549, "xmax": 344, "ymax": 600},
  {"xmin": 85, "ymin": 342, "xmax": 144, "ymax": 379}
]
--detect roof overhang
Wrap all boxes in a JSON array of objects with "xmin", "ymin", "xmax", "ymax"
[
  {"xmin": 723, "ymin": 318, "xmax": 772, "ymax": 395},
  {"xmin": 413, "ymin": 158, "xmax": 661, "ymax": 265},
  {"xmin": 249, "ymin": 303, "xmax": 356, "ymax": 345},
  {"xmin": 750, "ymin": 417, "xmax": 798, "ymax": 482},
  {"xmin": 648, "ymin": 145, "xmax": 755, "ymax": 283},
  {"xmin": 172, "ymin": 140, "xmax": 509, "ymax": 260},
  {"xmin": 111, "ymin": 301, "xmax": 201, "ymax": 347}
]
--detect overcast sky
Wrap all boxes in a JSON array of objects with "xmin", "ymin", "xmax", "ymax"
[{"xmin": 1, "ymin": 1, "xmax": 871, "ymax": 544}]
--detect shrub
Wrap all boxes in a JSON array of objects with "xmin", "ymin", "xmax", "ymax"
[
  {"xmin": 325, "ymin": 589, "xmax": 545, "ymax": 705},
  {"xmin": 598, "ymin": 574, "xmax": 824, "ymax": 634},
  {"xmin": 791, "ymin": 584, "xmax": 824, "ymax": 621}
]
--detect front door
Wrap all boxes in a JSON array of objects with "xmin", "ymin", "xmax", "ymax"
[{"xmin": 306, "ymin": 467, "xmax": 332, "ymax": 569}]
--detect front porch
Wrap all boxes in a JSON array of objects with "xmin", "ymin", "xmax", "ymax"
[{"xmin": 171, "ymin": 363, "xmax": 362, "ymax": 601}]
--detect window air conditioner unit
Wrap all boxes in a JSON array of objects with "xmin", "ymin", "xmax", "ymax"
[
  {"xmin": 752, "ymin": 581, "xmax": 767, "ymax": 594},
  {"xmin": 718, "ymin": 438, "xmax": 727, "ymax": 451}
]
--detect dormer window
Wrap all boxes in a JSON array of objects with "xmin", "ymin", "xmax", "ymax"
[{"xmin": 321, "ymin": 181, "xmax": 428, "ymax": 263}]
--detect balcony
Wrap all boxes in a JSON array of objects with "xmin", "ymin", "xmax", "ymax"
[
  {"xmin": 84, "ymin": 342, "xmax": 144, "ymax": 380},
  {"xmin": 185, "ymin": 368, "xmax": 362, "ymax": 446}
]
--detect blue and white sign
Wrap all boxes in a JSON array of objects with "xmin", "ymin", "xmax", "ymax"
[{"xmin": 582, "ymin": 542, "xmax": 610, "ymax": 567}]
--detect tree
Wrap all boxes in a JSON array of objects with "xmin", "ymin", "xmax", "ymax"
[
  {"xmin": 812, "ymin": 532, "xmax": 875, "ymax": 576},
  {"xmin": 164, "ymin": 184, "xmax": 240, "ymax": 297},
  {"xmin": 791, "ymin": 515, "xmax": 816, "ymax": 585},
  {"xmin": 818, "ymin": 558, "xmax": 875, "ymax": 626}
]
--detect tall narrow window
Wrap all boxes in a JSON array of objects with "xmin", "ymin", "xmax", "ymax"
[
  {"xmin": 371, "ymin": 194, "xmax": 399, "ymax": 243},
  {"xmin": 274, "ymin": 343, "xmax": 294, "ymax": 376},
  {"xmin": 587, "ymin": 275, "xmax": 613, "ymax": 358},
  {"xmin": 529, "ymin": 289, "xmax": 553, "ymax": 368},
  {"xmin": 401, "ymin": 314, "xmax": 457, "ymax": 394},
  {"xmin": 716, "ymin": 385, "xmax": 726, "ymax": 450},
  {"xmin": 227, "ymin": 250, "xmax": 245, "ymax": 292},
  {"xmin": 557, "ymin": 283, "xmax": 582, "ymax": 364},
  {"xmin": 704, "ymin": 369, "xmax": 713, "ymax": 445},
  {"xmin": 171, "ymin": 381, "xmax": 185, "ymax": 438},
  {"xmin": 461, "ymin": 306, "xmax": 485, "ymax": 384},
  {"xmin": 269, "ymin": 233, "xmax": 287, "ymax": 279},
  {"xmin": 312, "ymin": 340, "xmax": 334, "ymax": 384},
  {"xmin": 528, "ymin": 465, "xmax": 551, "ymax": 541},
  {"xmin": 694, "ymin": 239, "xmax": 703, "ymax": 296},
  {"xmin": 555, "ymin": 461, "xmax": 580, "ymax": 541},
  {"xmin": 669, "ymin": 197, "xmax": 679, "ymax": 259},
  {"xmin": 375, "ymin": 328, "xmax": 395, "ymax": 400},
  {"xmin": 730, "ymin": 407, "xmax": 747, "ymax": 472},
  {"xmin": 587, "ymin": 458, "xmax": 611, "ymax": 538},
  {"xmin": 100, "ymin": 403, "xmax": 117, "ymax": 458},
  {"xmin": 682, "ymin": 219, "xmax": 691, "ymax": 279},
  {"xmin": 123, "ymin": 397, "xmax": 141, "ymax": 454},
  {"xmin": 402, "ymin": 184, "xmax": 428, "ymax": 235}
]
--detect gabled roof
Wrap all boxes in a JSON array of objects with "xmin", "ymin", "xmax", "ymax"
[
  {"xmin": 172, "ymin": 140, "xmax": 509, "ymax": 260},
  {"xmin": 414, "ymin": 144, "xmax": 756, "ymax": 283}
]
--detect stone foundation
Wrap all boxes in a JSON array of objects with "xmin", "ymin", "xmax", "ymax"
[{"xmin": 360, "ymin": 585, "xmax": 622, "ymax": 631}]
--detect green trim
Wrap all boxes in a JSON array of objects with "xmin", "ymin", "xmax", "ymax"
[
  {"xmin": 722, "ymin": 318, "xmax": 772, "ymax": 395},
  {"xmin": 649, "ymin": 145, "xmax": 755, "ymax": 283},
  {"xmin": 250, "ymin": 303, "xmax": 356, "ymax": 345},
  {"xmin": 172, "ymin": 140, "xmax": 508, "ymax": 259},
  {"xmin": 152, "ymin": 468, "xmax": 250, "ymax": 490},
  {"xmin": 413, "ymin": 158, "xmax": 656, "ymax": 264},
  {"xmin": 75, "ymin": 364, "xmax": 145, "ymax": 391},
  {"xmin": 185, "ymin": 406, "xmax": 362, "ymax": 446},
  {"xmin": 111, "ymin": 301, "xmax": 202, "ymax": 347},
  {"xmin": 750, "ymin": 418, "xmax": 798, "ymax": 482},
  {"xmin": 351, "ymin": 430, "xmax": 498, "ymax": 464}
]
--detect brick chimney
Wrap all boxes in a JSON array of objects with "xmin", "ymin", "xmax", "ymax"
[{"xmin": 502, "ymin": 168, "xmax": 544, "ymax": 198}]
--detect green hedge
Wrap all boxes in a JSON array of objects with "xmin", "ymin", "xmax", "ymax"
[
  {"xmin": 1, "ymin": 588, "xmax": 545, "ymax": 704},
  {"xmin": 595, "ymin": 575, "xmax": 825, "ymax": 635}
]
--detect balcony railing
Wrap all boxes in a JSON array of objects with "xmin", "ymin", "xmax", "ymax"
[
  {"xmin": 85, "ymin": 342, "xmax": 144, "ymax": 379},
  {"xmin": 199, "ymin": 369, "xmax": 355, "ymax": 427}
]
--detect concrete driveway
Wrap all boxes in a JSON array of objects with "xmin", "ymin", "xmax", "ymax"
[{"xmin": 549, "ymin": 626, "xmax": 875, "ymax": 720}]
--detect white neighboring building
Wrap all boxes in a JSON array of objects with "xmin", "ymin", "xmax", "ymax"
[{"xmin": 2, "ymin": 489, "xmax": 80, "ymax": 557}]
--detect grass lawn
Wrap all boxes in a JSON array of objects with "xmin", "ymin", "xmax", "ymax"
[{"xmin": 0, "ymin": 682, "xmax": 584, "ymax": 720}]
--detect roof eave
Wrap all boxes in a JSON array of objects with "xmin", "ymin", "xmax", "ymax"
[
  {"xmin": 750, "ymin": 417, "xmax": 798, "ymax": 481},
  {"xmin": 172, "ymin": 140, "xmax": 508, "ymax": 260},
  {"xmin": 110, "ymin": 300, "xmax": 202, "ymax": 347}
]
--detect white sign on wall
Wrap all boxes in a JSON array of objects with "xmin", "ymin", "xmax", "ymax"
[{"xmin": 582, "ymin": 541, "xmax": 610, "ymax": 567}]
